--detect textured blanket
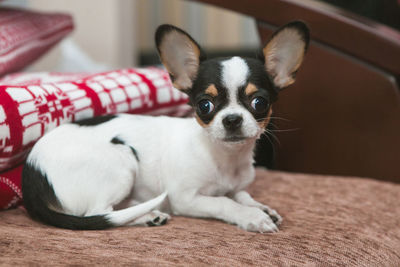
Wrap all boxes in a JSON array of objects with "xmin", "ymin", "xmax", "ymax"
[{"xmin": 1, "ymin": 169, "xmax": 399, "ymax": 266}]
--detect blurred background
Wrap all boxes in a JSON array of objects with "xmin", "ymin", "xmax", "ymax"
[
  {"xmin": 1, "ymin": 0, "xmax": 260, "ymax": 71},
  {"xmin": 3, "ymin": 0, "xmax": 397, "ymax": 72}
]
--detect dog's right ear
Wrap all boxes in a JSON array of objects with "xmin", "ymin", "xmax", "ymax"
[
  {"xmin": 263, "ymin": 21, "xmax": 310, "ymax": 90},
  {"xmin": 155, "ymin": 24, "xmax": 204, "ymax": 91}
]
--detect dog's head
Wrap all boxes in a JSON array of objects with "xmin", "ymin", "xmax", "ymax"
[{"xmin": 155, "ymin": 22, "xmax": 309, "ymax": 144}]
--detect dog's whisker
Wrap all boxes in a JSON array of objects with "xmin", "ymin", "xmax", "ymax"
[
  {"xmin": 261, "ymin": 130, "xmax": 278, "ymax": 146},
  {"xmin": 257, "ymin": 120, "xmax": 298, "ymax": 132},
  {"xmin": 267, "ymin": 122, "xmax": 279, "ymax": 130},
  {"xmin": 261, "ymin": 132, "xmax": 275, "ymax": 148},
  {"xmin": 264, "ymin": 130, "xmax": 281, "ymax": 146},
  {"xmin": 269, "ymin": 128, "xmax": 300, "ymax": 133},
  {"xmin": 269, "ymin": 116, "xmax": 291, "ymax": 122}
]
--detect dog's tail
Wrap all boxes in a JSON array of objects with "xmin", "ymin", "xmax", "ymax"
[{"xmin": 22, "ymin": 162, "xmax": 167, "ymax": 230}]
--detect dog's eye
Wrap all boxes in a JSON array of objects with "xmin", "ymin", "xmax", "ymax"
[
  {"xmin": 197, "ymin": 99, "xmax": 215, "ymax": 115},
  {"xmin": 251, "ymin": 97, "xmax": 268, "ymax": 112}
]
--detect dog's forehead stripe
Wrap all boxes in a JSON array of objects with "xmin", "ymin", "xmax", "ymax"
[{"xmin": 220, "ymin": 57, "xmax": 249, "ymax": 100}]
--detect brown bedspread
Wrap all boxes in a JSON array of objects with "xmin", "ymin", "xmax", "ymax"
[{"xmin": 1, "ymin": 169, "xmax": 400, "ymax": 266}]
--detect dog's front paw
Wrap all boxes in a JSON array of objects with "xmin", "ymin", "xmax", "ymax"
[
  {"xmin": 239, "ymin": 207, "xmax": 278, "ymax": 233},
  {"xmin": 261, "ymin": 206, "xmax": 283, "ymax": 226}
]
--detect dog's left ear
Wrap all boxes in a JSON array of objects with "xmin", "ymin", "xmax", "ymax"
[
  {"xmin": 155, "ymin": 24, "xmax": 204, "ymax": 91},
  {"xmin": 263, "ymin": 21, "xmax": 310, "ymax": 90}
]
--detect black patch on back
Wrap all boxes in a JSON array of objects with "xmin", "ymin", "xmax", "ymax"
[
  {"xmin": 110, "ymin": 137, "xmax": 125, "ymax": 145},
  {"xmin": 22, "ymin": 162, "xmax": 113, "ymax": 230},
  {"xmin": 74, "ymin": 114, "xmax": 117, "ymax": 126},
  {"xmin": 110, "ymin": 137, "xmax": 140, "ymax": 162}
]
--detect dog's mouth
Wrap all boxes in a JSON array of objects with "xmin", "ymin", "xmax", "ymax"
[{"xmin": 223, "ymin": 135, "xmax": 247, "ymax": 142}]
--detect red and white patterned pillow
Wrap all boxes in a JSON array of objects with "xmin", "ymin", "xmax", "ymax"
[
  {"xmin": 0, "ymin": 8, "xmax": 74, "ymax": 76},
  {"xmin": 0, "ymin": 67, "xmax": 191, "ymax": 209},
  {"xmin": 0, "ymin": 165, "xmax": 23, "ymax": 210},
  {"xmin": 0, "ymin": 67, "xmax": 190, "ymax": 172}
]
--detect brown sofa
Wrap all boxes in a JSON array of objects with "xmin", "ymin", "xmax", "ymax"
[
  {"xmin": 2, "ymin": 169, "xmax": 400, "ymax": 266},
  {"xmin": 1, "ymin": 1, "xmax": 400, "ymax": 266}
]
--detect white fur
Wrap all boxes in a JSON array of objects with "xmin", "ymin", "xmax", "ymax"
[
  {"xmin": 28, "ymin": 114, "xmax": 279, "ymax": 232},
  {"xmin": 221, "ymin": 56, "xmax": 249, "ymax": 95}
]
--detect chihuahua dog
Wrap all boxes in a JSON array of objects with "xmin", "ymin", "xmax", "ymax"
[{"xmin": 22, "ymin": 22, "xmax": 309, "ymax": 232}]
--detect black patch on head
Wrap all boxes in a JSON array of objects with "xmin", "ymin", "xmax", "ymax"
[
  {"xmin": 189, "ymin": 58, "xmax": 229, "ymax": 125},
  {"xmin": 22, "ymin": 162, "xmax": 113, "ymax": 230},
  {"xmin": 74, "ymin": 114, "xmax": 117, "ymax": 126},
  {"xmin": 110, "ymin": 136, "xmax": 140, "ymax": 162}
]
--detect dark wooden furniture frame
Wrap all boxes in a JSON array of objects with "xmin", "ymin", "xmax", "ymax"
[{"xmin": 193, "ymin": 0, "xmax": 400, "ymax": 182}]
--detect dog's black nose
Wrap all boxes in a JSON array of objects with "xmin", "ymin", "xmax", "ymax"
[{"xmin": 223, "ymin": 114, "xmax": 243, "ymax": 131}]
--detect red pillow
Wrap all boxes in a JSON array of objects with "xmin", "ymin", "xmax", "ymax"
[
  {"xmin": 0, "ymin": 67, "xmax": 190, "ymax": 173},
  {"xmin": 0, "ymin": 165, "xmax": 22, "ymax": 210},
  {"xmin": 0, "ymin": 8, "xmax": 74, "ymax": 76}
]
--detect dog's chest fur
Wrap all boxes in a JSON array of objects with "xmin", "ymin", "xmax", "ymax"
[
  {"xmin": 199, "ymin": 165, "xmax": 254, "ymax": 197},
  {"xmin": 197, "ymin": 143, "xmax": 255, "ymax": 197}
]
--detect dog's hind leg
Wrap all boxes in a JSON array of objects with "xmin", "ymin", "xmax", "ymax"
[
  {"xmin": 126, "ymin": 210, "xmax": 171, "ymax": 227},
  {"xmin": 113, "ymin": 198, "xmax": 171, "ymax": 227}
]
